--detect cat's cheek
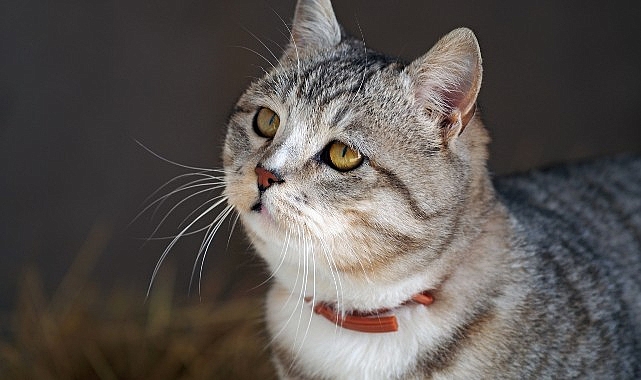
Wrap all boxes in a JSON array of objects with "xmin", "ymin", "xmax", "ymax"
[{"xmin": 224, "ymin": 173, "xmax": 259, "ymax": 214}]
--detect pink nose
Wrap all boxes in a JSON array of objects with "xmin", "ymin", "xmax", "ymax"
[{"xmin": 255, "ymin": 166, "xmax": 283, "ymax": 191}]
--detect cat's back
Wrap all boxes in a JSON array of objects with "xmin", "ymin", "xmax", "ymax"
[
  {"xmin": 494, "ymin": 154, "xmax": 641, "ymax": 272},
  {"xmin": 493, "ymin": 154, "xmax": 641, "ymax": 376}
]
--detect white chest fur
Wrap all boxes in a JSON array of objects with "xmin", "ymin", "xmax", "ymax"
[{"xmin": 266, "ymin": 283, "xmax": 456, "ymax": 380}]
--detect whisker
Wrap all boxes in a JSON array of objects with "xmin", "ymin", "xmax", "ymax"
[
  {"xmin": 280, "ymin": 223, "xmax": 303, "ymax": 312},
  {"xmin": 317, "ymin": 230, "xmax": 344, "ymax": 335},
  {"xmin": 296, "ymin": 226, "xmax": 317, "ymax": 360},
  {"xmin": 146, "ymin": 187, "xmax": 226, "ymax": 244},
  {"xmin": 335, "ymin": 232, "xmax": 373, "ymax": 285},
  {"xmin": 268, "ymin": 224, "xmax": 304, "ymax": 347},
  {"xmin": 289, "ymin": 227, "xmax": 309, "ymax": 370},
  {"xmin": 264, "ymin": 35, "xmax": 287, "ymax": 56},
  {"xmin": 263, "ymin": 2, "xmax": 294, "ymax": 44},
  {"xmin": 241, "ymin": 26, "xmax": 280, "ymax": 65},
  {"xmin": 150, "ymin": 180, "xmax": 225, "ymax": 221},
  {"xmin": 351, "ymin": 17, "xmax": 368, "ymax": 103},
  {"xmin": 246, "ymin": 64, "xmax": 282, "ymax": 96},
  {"xmin": 131, "ymin": 172, "xmax": 223, "ymax": 227},
  {"xmin": 303, "ymin": 210, "xmax": 344, "ymax": 320},
  {"xmin": 250, "ymin": 63, "xmax": 271, "ymax": 77},
  {"xmin": 190, "ymin": 204, "xmax": 235, "ymax": 298},
  {"xmin": 250, "ymin": 228, "xmax": 291, "ymax": 291},
  {"xmin": 270, "ymin": 5, "xmax": 301, "ymax": 84},
  {"xmin": 136, "ymin": 223, "xmax": 220, "ymax": 241},
  {"xmin": 146, "ymin": 197, "xmax": 228, "ymax": 299},
  {"xmin": 134, "ymin": 139, "xmax": 226, "ymax": 173},
  {"xmin": 233, "ymin": 45, "xmax": 277, "ymax": 71},
  {"xmin": 137, "ymin": 172, "xmax": 218, "ymax": 215},
  {"xmin": 226, "ymin": 211, "xmax": 241, "ymax": 249},
  {"xmin": 177, "ymin": 188, "xmax": 227, "ymax": 228}
]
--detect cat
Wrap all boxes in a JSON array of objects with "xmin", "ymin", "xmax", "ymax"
[{"xmin": 222, "ymin": 0, "xmax": 641, "ymax": 378}]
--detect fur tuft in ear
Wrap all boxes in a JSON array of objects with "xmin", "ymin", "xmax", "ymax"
[
  {"xmin": 405, "ymin": 28, "xmax": 482, "ymax": 142},
  {"xmin": 289, "ymin": 0, "xmax": 341, "ymax": 53}
]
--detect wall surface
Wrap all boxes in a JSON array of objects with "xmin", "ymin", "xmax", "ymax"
[{"xmin": 2, "ymin": 0, "xmax": 640, "ymax": 313}]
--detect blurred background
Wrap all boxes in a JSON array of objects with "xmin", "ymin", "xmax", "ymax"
[{"xmin": 1, "ymin": 0, "xmax": 640, "ymax": 378}]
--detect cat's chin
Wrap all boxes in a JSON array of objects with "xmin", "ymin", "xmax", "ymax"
[
  {"xmin": 241, "ymin": 204, "xmax": 288, "ymax": 245},
  {"xmin": 244, "ymin": 208, "xmax": 276, "ymax": 231}
]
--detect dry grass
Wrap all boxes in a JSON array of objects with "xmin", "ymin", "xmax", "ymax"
[{"xmin": 0, "ymin": 222, "xmax": 276, "ymax": 380}]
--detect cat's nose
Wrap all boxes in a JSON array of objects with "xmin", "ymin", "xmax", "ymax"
[{"xmin": 255, "ymin": 166, "xmax": 284, "ymax": 191}]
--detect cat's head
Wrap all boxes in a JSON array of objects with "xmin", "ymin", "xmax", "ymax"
[{"xmin": 224, "ymin": 0, "xmax": 489, "ymax": 289}]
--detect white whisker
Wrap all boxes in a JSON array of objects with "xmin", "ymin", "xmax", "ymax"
[
  {"xmin": 295, "ymin": 226, "xmax": 317, "ymax": 360},
  {"xmin": 148, "ymin": 179, "xmax": 223, "ymax": 222},
  {"xmin": 317, "ymin": 230, "xmax": 344, "ymax": 336},
  {"xmin": 267, "ymin": 225, "xmax": 305, "ymax": 349},
  {"xmin": 134, "ymin": 139, "xmax": 226, "ymax": 173},
  {"xmin": 250, "ymin": 228, "xmax": 291, "ymax": 291},
  {"xmin": 190, "ymin": 204, "xmax": 235, "ymax": 298},
  {"xmin": 136, "ymin": 223, "xmax": 219, "ymax": 241},
  {"xmin": 226, "ymin": 211, "xmax": 241, "ymax": 249},
  {"xmin": 146, "ymin": 196, "xmax": 228, "ymax": 299},
  {"xmin": 241, "ymin": 26, "xmax": 280, "ymax": 66},
  {"xmin": 233, "ymin": 45, "xmax": 277, "ymax": 71},
  {"xmin": 288, "ymin": 227, "xmax": 309, "ymax": 372},
  {"xmin": 176, "ymin": 189, "xmax": 227, "ymax": 228},
  {"xmin": 250, "ymin": 64, "xmax": 271, "ymax": 77},
  {"xmin": 145, "ymin": 187, "xmax": 226, "ymax": 244},
  {"xmin": 351, "ymin": 17, "xmax": 368, "ymax": 103},
  {"xmin": 270, "ymin": 6, "xmax": 301, "ymax": 84},
  {"xmin": 149, "ymin": 179, "xmax": 224, "ymax": 222},
  {"xmin": 131, "ymin": 172, "xmax": 223, "ymax": 227},
  {"xmin": 280, "ymin": 223, "xmax": 303, "ymax": 312}
]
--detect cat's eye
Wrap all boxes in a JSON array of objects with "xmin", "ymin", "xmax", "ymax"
[
  {"xmin": 323, "ymin": 141, "xmax": 364, "ymax": 171},
  {"xmin": 254, "ymin": 107, "xmax": 280, "ymax": 138}
]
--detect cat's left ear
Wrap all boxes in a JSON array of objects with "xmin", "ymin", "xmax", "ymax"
[
  {"xmin": 405, "ymin": 28, "xmax": 482, "ymax": 142},
  {"xmin": 285, "ymin": 0, "xmax": 342, "ymax": 56}
]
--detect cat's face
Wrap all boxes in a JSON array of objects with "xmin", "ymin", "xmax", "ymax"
[{"xmin": 223, "ymin": 0, "xmax": 486, "ymax": 285}]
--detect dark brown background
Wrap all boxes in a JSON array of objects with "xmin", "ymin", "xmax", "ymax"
[{"xmin": 2, "ymin": 0, "xmax": 641, "ymax": 319}]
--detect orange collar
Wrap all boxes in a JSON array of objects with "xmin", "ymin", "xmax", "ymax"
[{"xmin": 306, "ymin": 291, "xmax": 434, "ymax": 333}]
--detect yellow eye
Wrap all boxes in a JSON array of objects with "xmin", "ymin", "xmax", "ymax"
[
  {"xmin": 325, "ymin": 141, "xmax": 364, "ymax": 171},
  {"xmin": 254, "ymin": 107, "xmax": 280, "ymax": 138}
]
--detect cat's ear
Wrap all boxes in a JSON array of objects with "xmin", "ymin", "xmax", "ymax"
[
  {"xmin": 405, "ymin": 28, "xmax": 482, "ymax": 142},
  {"xmin": 287, "ymin": 0, "xmax": 341, "ymax": 53}
]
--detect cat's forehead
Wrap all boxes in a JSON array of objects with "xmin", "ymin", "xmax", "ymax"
[
  {"xmin": 234, "ymin": 41, "xmax": 439, "ymax": 161},
  {"xmin": 250, "ymin": 43, "xmax": 405, "ymax": 112}
]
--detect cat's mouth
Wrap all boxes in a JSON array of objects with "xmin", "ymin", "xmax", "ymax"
[
  {"xmin": 246, "ymin": 200, "xmax": 284, "ymax": 235},
  {"xmin": 250, "ymin": 201, "xmax": 262, "ymax": 212},
  {"xmin": 249, "ymin": 199, "xmax": 276, "ymax": 223}
]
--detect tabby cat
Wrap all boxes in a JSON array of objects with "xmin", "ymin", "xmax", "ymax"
[{"xmin": 222, "ymin": 0, "xmax": 641, "ymax": 378}]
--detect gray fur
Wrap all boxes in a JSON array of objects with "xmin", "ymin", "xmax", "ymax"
[
  {"xmin": 492, "ymin": 156, "xmax": 641, "ymax": 378},
  {"xmin": 222, "ymin": 0, "xmax": 641, "ymax": 378}
]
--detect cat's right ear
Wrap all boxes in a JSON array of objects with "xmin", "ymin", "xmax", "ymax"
[
  {"xmin": 284, "ymin": 0, "xmax": 341, "ymax": 57},
  {"xmin": 405, "ymin": 28, "xmax": 482, "ymax": 143}
]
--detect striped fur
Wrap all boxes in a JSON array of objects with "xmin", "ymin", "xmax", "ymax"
[{"xmin": 222, "ymin": 0, "xmax": 641, "ymax": 378}]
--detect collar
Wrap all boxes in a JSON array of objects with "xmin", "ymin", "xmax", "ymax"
[{"xmin": 305, "ymin": 291, "xmax": 434, "ymax": 333}]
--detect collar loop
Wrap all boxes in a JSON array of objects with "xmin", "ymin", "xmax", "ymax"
[{"xmin": 308, "ymin": 291, "xmax": 434, "ymax": 333}]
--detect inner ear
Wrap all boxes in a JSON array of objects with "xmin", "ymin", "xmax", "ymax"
[
  {"xmin": 440, "ymin": 103, "xmax": 477, "ymax": 142},
  {"xmin": 405, "ymin": 28, "xmax": 482, "ymax": 142},
  {"xmin": 286, "ymin": 0, "xmax": 342, "ymax": 57}
]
